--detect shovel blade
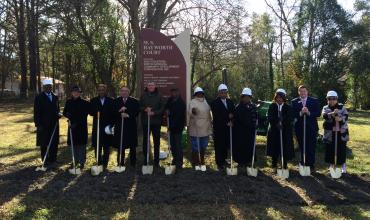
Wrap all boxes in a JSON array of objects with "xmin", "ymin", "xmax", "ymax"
[
  {"xmin": 165, "ymin": 165, "xmax": 176, "ymax": 175},
  {"xmin": 69, "ymin": 168, "xmax": 81, "ymax": 175},
  {"xmin": 200, "ymin": 165, "xmax": 207, "ymax": 172},
  {"xmin": 277, "ymin": 169, "xmax": 289, "ymax": 179},
  {"xmin": 195, "ymin": 165, "xmax": 201, "ymax": 171},
  {"xmin": 91, "ymin": 166, "xmax": 102, "ymax": 176},
  {"xmin": 329, "ymin": 167, "xmax": 342, "ymax": 179},
  {"xmin": 226, "ymin": 167, "xmax": 238, "ymax": 176},
  {"xmin": 299, "ymin": 164, "xmax": 311, "ymax": 176},
  {"xmin": 35, "ymin": 166, "xmax": 47, "ymax": 172},
  {"xmin": 142, "ymin": 165, "xmax": 153, "ymax": 175},
  {"xmin": 114, "ymin": 166, "xmax": 126, "ymax": 173},
  {"xmin": 246, "ymin": 167, "xmax": 258, "ymax": 177}
]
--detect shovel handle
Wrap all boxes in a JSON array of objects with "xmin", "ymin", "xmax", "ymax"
[
  {"xmin": 68, "ymin": 120, "xmax": 76, "ymax": 170},
  {"xmin": 334, "ymin": 121, "xmax": 339, "ymax": 166},
  {"xmin": 41, "ymin": 123, "xmax": 58, "ymax": 167},
  {"xmin": 119, "ymin": 115, "xmax": 124, "ymax": 167},
  {"xmin": 96, "ymin": 111, "xmax": 100, "ymax": 164},
  {"xmin": 229, "ymin": 124, "xmax": 233, "ymax": 169},
  {"xmin": 303, "ymin": 114, "xmax": 306, "ymax": 165},
  {"xmin": 251, "ymin": 119, "xmax": 258, "ymax": 168},
  {"xmin": 147, "ymin": 113, "xmax": 150, "ymax": 165}
]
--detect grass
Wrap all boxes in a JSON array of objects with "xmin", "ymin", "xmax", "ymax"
[{"xmin": 0, "ymin": 99, "xmax": 369, "ymax": 219}]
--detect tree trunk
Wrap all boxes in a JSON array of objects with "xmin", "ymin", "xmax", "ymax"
[{"xmin": 14, "ymin": 0, "xmax": 28, "ymax": 98}]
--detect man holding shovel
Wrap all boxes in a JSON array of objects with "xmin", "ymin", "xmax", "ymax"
[
  {"xmin": 292, "ymin": 85, "xmax": 321, "ymax": 173},
  {"xmin": 113, "ymin": 86, "xmax": 140, "ymax": 168},
  {"xmin": 210, "ymin": 84, "xmax": 235, "ymax": 171},
  {"xmin": 90, "ymin": 84, "xmax": 114, "ymax": 171},
  {"xmin": 139, "ymin": 82, "xmax": 166, "ymax": 168},
  {"xmin": 34, "ymin": 78, "xmax": 61, "ymax": 169}
]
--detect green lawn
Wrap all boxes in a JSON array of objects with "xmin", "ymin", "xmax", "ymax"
[{"xmin": 0, "ymin": 100, "xmax": 369, "ymax": 220}]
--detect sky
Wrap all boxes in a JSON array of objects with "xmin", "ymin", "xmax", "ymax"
[{"xmin": 245, "ymin": 0, "xmax": 356, "ymax": 15}]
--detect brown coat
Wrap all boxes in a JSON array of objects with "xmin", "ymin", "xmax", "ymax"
[{"xmin": 188, "ymin": 98, "xmax": 212, "ymax": 137}]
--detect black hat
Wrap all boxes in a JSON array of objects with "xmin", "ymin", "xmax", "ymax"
[{"xmin": 71, "ymin": 85, "xmax": 82, "ymax": 92}]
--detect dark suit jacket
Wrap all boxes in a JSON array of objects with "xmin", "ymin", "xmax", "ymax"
[
  {"xmin": 34, "ymin": 92, "xmax": 60, "ymax": 146},
  {"xmin": 291, "ymin": 96, "xmax": 321, "ymax": 134},
  {"xmin": 90, "ymin": 96, "xmax": 115, "ymax": 147}
]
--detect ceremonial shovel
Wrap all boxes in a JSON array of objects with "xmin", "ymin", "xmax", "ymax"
[
  {"xmin": 142, "ymin": 113, "xmax": 153, "ymax": 175},
  {"xmin": 165, "ymin": 117, "xmax": 176, "ymax": 175},
  {"xmin": 247, "ymin": 120, "xmax": 258, "ymax": 177},
  {"xmin": 68, "ymin": 120, "xmax": 81, "ymax": 175},
  {"xmin": 277, "ymin": 118, "xmax": 289, "ymax": 179},
  {"xmin": 35, "ymin": 123, "xmax": 58, "ymax": 172},
  {"xmin": 226, "ymin": 124, "xmax": 237, "ymax": 175},
  {"xmin": 329, "ymin": 120, "xmax": 342, "ymax": 179},
  {"xmin": 114, "ymin": 115, "xmax": 126, "ymax": 173},
  {"xmin": 299, "ymin": 114, "xmax": 311, "ymax": 176},
  {"xmin": 91, "ymin": 112, "xmax": 103, "ymax": 176}
]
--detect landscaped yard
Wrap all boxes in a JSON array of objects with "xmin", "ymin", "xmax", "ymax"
[{"xmin": 0, "ymin": 100, "xmax": 369, "ymax": 219}]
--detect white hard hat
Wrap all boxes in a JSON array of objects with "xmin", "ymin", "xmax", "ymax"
[
  {"xmin": 193, "ymin": 87, "xmax": 204, "ymax": 95},
  {"xmin": 241, "ymin": 87, "xmax": 252, "ymax": 96},
  {"xmin": 104, "ymin": 125, "xmax": 114, "ymax": 135},
  {"xmin": 42, "ymin": 78, "xmax": 53, "ymax": 86},
  {"xmin": 218, "ymin": 84, "xmax": 228, "ymax": 91},
  {"xmin": 326, "ymin": 90, "xmax": 338, "ymax": 98},
  {"xmin": 276, "ymin": 88, "xmax": 286, "ymax": 95}
]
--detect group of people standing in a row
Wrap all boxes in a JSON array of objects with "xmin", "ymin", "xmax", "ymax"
[{"xmin": 34, "ymin": 78, "xmax": 349, "ymax": 174}]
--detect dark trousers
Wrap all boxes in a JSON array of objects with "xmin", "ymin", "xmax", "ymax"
[
  {"xmin": 297, "ymin": 130, "xmax": 317, "ymax": 167},
  {"xmin": 94, "ymin": 145, "xmax": 110, "ymax": 168},
  {"xmin": 117, "ymin": 146, "xmax": 137, "ymax": 166},
  {"xmin": 73, "ymin": 145, "xmax": 86, "ymax": 166},
  {"xmin": 142, "ymin": 124, "xmax": 161, "ymax": 165},
  {"xmin": 272, "ymin": 156, "xmax": 287, "ymax": 169},
  {"xmin": 40, "ymin": 143, "xmax": 58, "ymax": 164},
  {"xmin": 170, "ymin": 132, "xmax": 183, "ymax": 168},
  {"xmin": 214, "ymin": 129, "xmax": 230, "ymax": 167}
]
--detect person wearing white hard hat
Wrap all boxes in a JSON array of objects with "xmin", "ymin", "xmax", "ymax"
[
  {"xmin": 233, "ymin": 88, "xmax": 258, "ymax": 167},
  {"xmin": 322, "ymin": 91, "xmax": 349, "ymax": 173},
  {"xmin": 33, "ymin": 78, "xmax": 61, "ymax": 168},
  {"xmin": 291, "ymin": 85, "xmax": 321, "ymax": 172},
  {"xmin": 188, "ymin": 87, "xmax": 212, "ymax": 168},
  {"xmin": 210, "ymin": 84, "xmax": 235, "ymax": 171},
  {"xmin": 266, "ymin": 89, "xmax": 294, "ymax": 171}
]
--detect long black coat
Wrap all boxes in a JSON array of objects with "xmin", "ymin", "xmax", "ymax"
[
  {"xmin": 34, "ymin": 92, "xmax": 60, "ymax": 147},
  {"xmin": 113, "ymin": 97, "xmax": 140, "ymax": 149},
  {"xmin": 63, "ymin": 97, "xmax": 90, "ymax": 145},
  {"xmin": 90, "ymin": 96, "xmax": 114, "ymax": 147},
  {"xmin": 210, "ymin": 97, "xmax": 235, "ymax": 149},
  {"xmin": 266, "ymin": 103, "xmax": 294, "ymax": 161},
  {"xmin": 233, "ymin": 101, "xmax": 258, "ymax": 165},
  {"xmin": 165, "ymin": 96, "xmax": 186, "ymax": 134}
]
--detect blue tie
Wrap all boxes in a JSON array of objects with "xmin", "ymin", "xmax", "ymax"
[{"xmin": 47, "ymin": 93, "xmax": 52, "ymax": 102}]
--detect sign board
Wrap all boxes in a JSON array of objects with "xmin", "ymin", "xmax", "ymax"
[{"xmin": 140, "ymin": 28, "xmax": 188, "ymax": 103}]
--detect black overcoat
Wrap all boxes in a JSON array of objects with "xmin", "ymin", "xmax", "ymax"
[{"xmin": 90, "ymin": 96, "xmax": 114, "ymax": 147}]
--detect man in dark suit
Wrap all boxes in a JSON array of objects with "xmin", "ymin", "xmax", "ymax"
[
  {"xmin": 165, "ymin": 88, "xmax": 186, "ymax": 169},
  {"xmin": 292, "ymin": 85, "xmax": 321, "ymax": 171},
  {"xmin": 210, "ymin": 84, "xmax": 235, "ymax": 170},
  {"xmin": 34, "ymin": 78, "xmax": 61, "ymax": 167},
  {"xmin": 113, "ymin": 86, "xmax": 140, "ymax": 167},
  {"xmin": 90, "ymin": 84, "xmax": 114, "ymax": 170}
]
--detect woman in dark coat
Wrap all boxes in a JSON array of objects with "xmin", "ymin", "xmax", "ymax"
[
  {"xmin": 266, "ymin": 89, "xmax": 294, "ymax": 169},
  {"xmin": 233, "ymin": 88, "xmax": 258, "ymax": 167},
  {"xmin": 113, "ymin": 86, "xmax": 140, "ymax": 167},
  {"xmin": 63, "ymin": 85, "xmax": 91, "ymax": 169},
  {"xmin": 90, "ymin": 84, "xmax": 114, "ymax": 169},
  {"xmin": 322, "ymin": 91, "xmax": 349, "ymax": 171}
]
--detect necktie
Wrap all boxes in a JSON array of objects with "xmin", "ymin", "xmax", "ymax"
[
  {"xmin": 222, "ymin": 99, "xmax": 227, "ymax": 109},
  {"xmin": 47, "ymin": 93, "xmax": 52, "ymax": 102},
  {"xmin": 302, "ymin": 98, "xmax": 306, "ymax": 107}
]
